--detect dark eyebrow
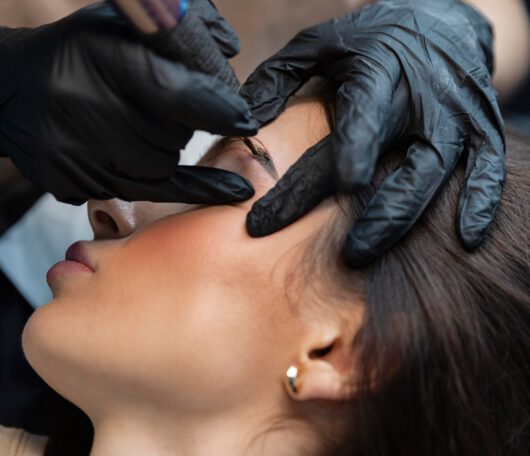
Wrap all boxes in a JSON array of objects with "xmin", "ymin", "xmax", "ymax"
[
  {"xmin": 240, "ymin": 137, "xmax": 279, "ymax": 181},
  {"xmin": 199, "ymin": 137, "xmax": 279, "ymax": 181}
]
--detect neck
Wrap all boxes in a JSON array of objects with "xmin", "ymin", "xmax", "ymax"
[{"xmin": 89, "ymin": 402, "xmax": 314, "ymax": 456}]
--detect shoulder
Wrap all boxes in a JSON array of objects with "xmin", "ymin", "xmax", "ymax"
[{"xmin": 0, "ymin": 425, "xmax": 48, "ymax": 456}]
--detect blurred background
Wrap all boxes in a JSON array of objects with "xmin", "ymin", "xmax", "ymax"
[
  {"xmin": 1, "ymin": 0, "xmax": 527, "ymax": 110},
  {"xmin": 0, "ymin": 0, "xmax": 370, "ymax": 79}
]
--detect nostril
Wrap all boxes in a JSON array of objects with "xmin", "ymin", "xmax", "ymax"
[{"xmin": 95, "ymin": 210, "xmax": 119, "ymax": 235}]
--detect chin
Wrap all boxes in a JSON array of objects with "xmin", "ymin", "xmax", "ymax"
[
  {"xmin": 22, "ymin": 304, "xmax": 59, "ymax": 385},
  {"xmin": 21, "ymin": 298, "xmax": 132, "ymax": 419},
  {"xmin": 21, "ymin": 301, "xmax": 86, "ymax": 408}
]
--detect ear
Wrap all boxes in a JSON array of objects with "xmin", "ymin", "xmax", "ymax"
[{"xmin": 284, "ymin": 318, "xmax": 360, "ymax": 402}]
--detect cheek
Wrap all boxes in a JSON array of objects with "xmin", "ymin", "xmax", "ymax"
[
  {"xmin": 101, "ymin": 211, "xmax": 296, "ymax": 403},
  {"xmin": 113, "ymin": 210, "xmax": 289, "ymax": 349}
]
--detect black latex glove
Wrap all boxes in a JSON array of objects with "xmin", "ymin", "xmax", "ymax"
[
  {"xmin": 241, "ymin": 0, "xmax": 505, "ymax": 266},
  {"xmin": 0, "ymin": 1, "xmax": 257, "ymax": 205}
]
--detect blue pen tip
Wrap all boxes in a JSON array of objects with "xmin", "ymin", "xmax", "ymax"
[{"xmin": 179, "ymin": 0, "xmax": 189, "ymax": 21}]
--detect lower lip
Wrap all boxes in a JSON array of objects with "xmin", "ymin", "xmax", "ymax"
[{"xmin": 46, "ymin": 260, "xmax": 94, "ymax": 286}]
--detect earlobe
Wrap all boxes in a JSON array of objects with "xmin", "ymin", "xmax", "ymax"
[
  {"xmin": 284, "ymin": 329, "xmax": 359, "ymax": 402},
  {"xmin": 283, "ymin": 308, "xmax": 363, "ymax": 402},
  {"xmin": 284, "ymin": 360, "xmax": 357, "ymax": 402}
]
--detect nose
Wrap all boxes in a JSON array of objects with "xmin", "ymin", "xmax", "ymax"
[
  {"xmin": 88, "ymin": 199, "xmax": 190, "ymax": 240},
  {"xmin": 88, "ymin": 199, "xmax": 139, "ymax": 240}
]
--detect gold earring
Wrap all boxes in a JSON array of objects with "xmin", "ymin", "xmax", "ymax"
[{"xmin": 286, "ymin": 366, "xmax": 299, "ymax": 394}]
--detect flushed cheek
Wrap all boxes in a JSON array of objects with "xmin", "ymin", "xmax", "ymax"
[
  {"xmin": 85, "ymin": 208, "xmax": 254, "ymax": 334},
  {"xmin": 98, "ymin": 211, "xmax": 289, "ymax": 384},
  {"xmin": 115, "ymin": 208, "xmax": 245, "ymax": 293}
]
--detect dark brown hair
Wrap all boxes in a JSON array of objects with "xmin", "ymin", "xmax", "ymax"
[{"xmin": 303, "ymin": 82, "xmax": 530, "ymax": 456}]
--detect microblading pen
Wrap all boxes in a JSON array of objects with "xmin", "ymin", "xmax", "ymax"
[{"xmin": 110, "ymin": 0, "xmax": 188, "ymax": 34}]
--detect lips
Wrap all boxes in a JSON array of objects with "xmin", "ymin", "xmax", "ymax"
[
  {"xmin": 46, "ymin": 241, "xmax": 95, "ymax": 288},
  {"xmin": 65, "ymin": 241, "xmax": 95, "ymax": 272}
]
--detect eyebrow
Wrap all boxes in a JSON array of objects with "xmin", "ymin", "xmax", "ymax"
[
  {"xmin": 199, "ymin": 137, "xmax": 279, "ymax": 181},
  {"xmin": 241, "ymin": 137, "xmax": 279, "ymax": 181}
]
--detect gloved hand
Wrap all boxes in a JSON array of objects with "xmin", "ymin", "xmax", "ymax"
[
  {"xmin": 241, "ymin": 0, "xmax": 505, "ymax": 266},
  {"xmin": 0, "ymin": 1, "xmax": 257, "ymax": 205}
]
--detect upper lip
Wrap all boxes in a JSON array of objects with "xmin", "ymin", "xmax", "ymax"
[{"xmin": 65, "ymin": 241, "xmax": 95, "ymax": 272}]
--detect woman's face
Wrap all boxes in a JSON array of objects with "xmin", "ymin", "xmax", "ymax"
[{"xmin": 23, "ymin": 99, "xmax": 335, "ymax": 421}]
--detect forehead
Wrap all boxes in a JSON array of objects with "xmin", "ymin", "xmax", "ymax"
[{"xmin": 202, "ymin": 99, "xmax": 332, "ymax": 177}]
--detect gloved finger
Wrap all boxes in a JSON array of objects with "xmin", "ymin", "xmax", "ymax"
[
  {"xmin": 332, "ymin": 56, "xmax": 400, "ymax": 190},
  {"xmin": 95, "ymin": 166, "xmax": 255, "ymax": 204},
  {"xmin": 457, "ymin": 128, "xmax": 506, "ymax": 249},
  {"xmin": 239, "ymin": 28, "xmax": 326, "ymax": 125},
  {"xmin": 246, "ymin": 136, "xmax": 335, "ymax": 236},
  {"xmin": 145, "ymin": 13, "xmax": 240, "ymax": 89},
  {"xmin": 116, "ymin": 51, "xmax": 257, "ymax": 136},
  {"xmin": 343, "ymin": 139, "xmax": 463, "ymax": 267},
  {"xmin": 193, "ymin": 0, "xmax": 240, "ymax": 58}
]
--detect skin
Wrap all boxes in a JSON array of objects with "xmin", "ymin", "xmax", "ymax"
[{"xmin": 22, "ymin": 98, "xmax": 363, "ymax": 456}]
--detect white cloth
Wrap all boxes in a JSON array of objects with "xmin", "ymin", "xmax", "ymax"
[
  {"xmin": 179, "ymin": 130, "xmax": 218, "ymax": 165},
  {"xmin": 0, "ymin": 194, "xmax": 92, "ymax": 308}
]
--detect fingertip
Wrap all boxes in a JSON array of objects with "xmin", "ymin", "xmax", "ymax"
[
  {"xmin": 457, "ymin": 216, "xmax": 489, "ymax": 251},
  {"xmin": 195, "ymin": 0, "xmax": 241, "ymax": 58},
  {"xmin": 342, "ymin": 232, "xmax": 380, "ymax": 268},
  {"xmin": 246, "ymin": 203, "xmax": 273, "ymax": 237},
  {"xmin": 239, "ymin": 67, "xmax": 302, "ymax": 125},
  {"xmin": 456, "ymin": 178, "xmax": 503, "ymax": 252},
  {"xmin": 239, "ymin": 88, "xmax": 284, "ymax": 126},
  {"xmin": 177, "ymin": 71, "xmax": 259, "ymax": 135},
  {"xmin": 461, "ymin": 233, "xmax": 485, "ymax": 251},
  {"xmin": 208, "ymin": 81, "xmax": 260, "ymax": 133},
  {"xmin": 223, "ymin": 175, "xmax": 255, "ymax": 201},
  {"xmin": 202, "ymin": 17, "xmax": 240, "ymax": 58},
  {"xmin": 173, "ymin": 166, "xmax": 255, "ymax": 203},
  {"xmin": 246, "ymin": 211, "xmax": 264, "ymax": 237},
  {"xmin": 457, "ymin": 135, "xmax": 505, "ymax": 251},
  {"xmin": 214, "ymin": 118, "xmax": 259, "ymax": 138},
  {"xmin": 208, "ymin": 24, "xmax": 240, "ymax": 58},
  {"xmin": 231, "ymin": 117, "xmax": 260, "ymax": 136}
]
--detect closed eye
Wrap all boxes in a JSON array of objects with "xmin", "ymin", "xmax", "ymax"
[{"xmin": 198, "ymin": 137, "xmax": 279, "ymax": 181}]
